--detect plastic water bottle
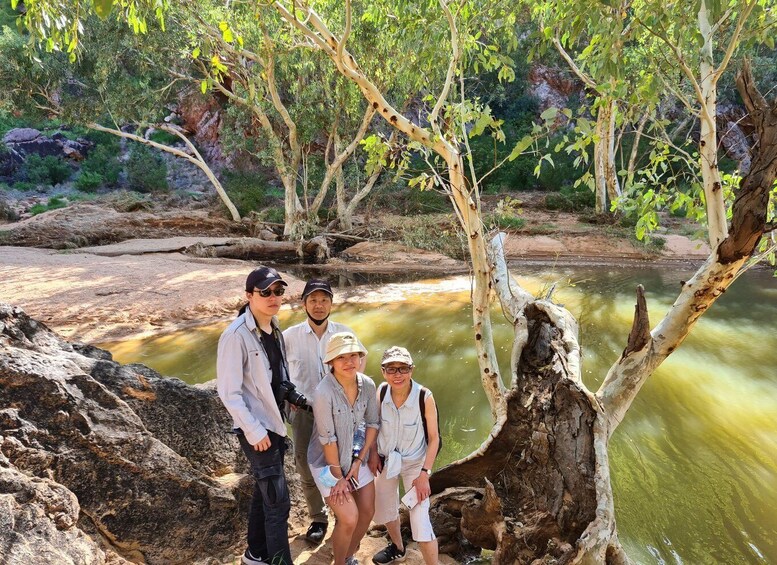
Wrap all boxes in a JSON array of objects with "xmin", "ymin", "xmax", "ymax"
[{"xmin": 352, "ymin": 421, "xmax": 366, "ymax": 459}]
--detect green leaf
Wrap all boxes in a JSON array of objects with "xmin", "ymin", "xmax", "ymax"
[
  {"xmin": 509, "ymin": 135, "xmax": 534, "ymax": 161},
  {"xmin": 192, "ymin": 47, "xmax": 200, "ymax": 59},
  {"xmin": 201, "ymin": 80, "xmax": 208, "ymax": 94},
  {"xmin": 93, "ymin": 0, "xmax": 113, "ymax": 19},
  {"xmin": 540, "ymin": 107, "xmax": 558, "ymax": 122}
]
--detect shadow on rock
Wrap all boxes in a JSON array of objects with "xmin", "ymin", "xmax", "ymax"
[{"xmin": 0, "ymin": 303, "xmax": 300, "ymax": 564}]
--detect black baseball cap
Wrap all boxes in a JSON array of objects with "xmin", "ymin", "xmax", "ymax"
[
  {"xmin": 302, "ymin": 279, "xmax": 333, "ymax": 300},
  {"xmin": 245, "ymin": 266, "xmax": 287, "ymax": 292}
]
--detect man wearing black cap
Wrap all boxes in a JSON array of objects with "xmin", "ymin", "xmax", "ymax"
[
  {"xmin": 217, "ymin": 266, "xmax": 293, "ymax": 565},
  {"xmin": 283, "ymin": 279, "xmax": 364, "ymax": 544}
]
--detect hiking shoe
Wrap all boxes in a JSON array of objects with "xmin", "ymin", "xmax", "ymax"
[
  {"xmin": 241, "ymin": 548, "xmax": 268, "ymax": 565},
  {"xmin": 305, "ymin": 521, "xmax": 328, "ymax": 544},
  {"xmin": 346, "ymin": 557, "xmax": 359, "ymax": 565},
  {"xmin": 372, "ymin": 542, "xmax": 406, "ymax": 564}
]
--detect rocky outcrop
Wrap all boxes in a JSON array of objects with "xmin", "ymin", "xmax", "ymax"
[
  {"xmin": 0, "ymin": 304, "xmax": 284, "ymax": 564},
  {"xmin": 527, "ymin": 64, "xmax": 583, "ymax": 117},
  {"xmin": 2, "ymin": 128, "xmax": 93, "ymax": 163},
  {"xmin": 176, "ymin": 94, "xmax": 226, "ymax": 170},
  {"xmin": 717, "ymin": 102, "xmax": 753, "ymax": 174},
  {"xmin": 0, "ymin": 455, "xmax": 128, "ymax": 564}
]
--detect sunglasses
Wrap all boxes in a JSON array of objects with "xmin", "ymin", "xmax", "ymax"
[
  {"xmin": 253, "ymin": 287, "xmax": 286, "ymax": 297},
  {"xmin": 382, "ymin": 366, "xmax": 413, "ymax": 374}
]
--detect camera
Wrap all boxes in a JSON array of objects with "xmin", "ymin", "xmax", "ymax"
[{"xmin": 279, "ymin": 380, "xmax": 311, "ymax": 411}]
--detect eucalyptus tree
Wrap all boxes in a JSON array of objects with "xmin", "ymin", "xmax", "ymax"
[
  {"xmin": 183, "ymin": 3, "xmax": 386, "ymax": 236},
  {"xmin": 0, "ymin": 10, "xmax": 240, "ymax": 220},
  {"xmin": 531, "ymin": 0, "xmax": 627, "ymax": 213},
  {"xmin": 12, "ymin": 0, "xmax": 777, "ymax": 563},
  {"xmin": 632, "ymin": 0, "xmax": 775, "ymax": 249}
]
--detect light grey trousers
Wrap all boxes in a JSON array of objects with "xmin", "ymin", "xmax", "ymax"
[{"xmin": 291, "ymin": 408, "xmax": 328, "ymax": 524}]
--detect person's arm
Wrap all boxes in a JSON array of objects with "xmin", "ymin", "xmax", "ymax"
[
  {"xmin": 413, "ymin": 393, "xmax": 439, "ymax": 501},
  {"xmin": 368, "ymin": 386, "xmax": 383, "ymax": 475},
  {"xmin": 322, "ymin": 441, "xmax": 352, "ymax": 502},
  {"xmin": 216, "ymin": 330, "xmax": 268, "ymax": 449},
  {"xmin": 312, "ymin": 383, "xmax": 352, "ymax": 502},
  {"xmin": 362, "ymin": 380, "xmax": 381, "ymax": 472}
]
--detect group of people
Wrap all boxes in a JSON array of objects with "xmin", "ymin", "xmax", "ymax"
[{"xmin": 216, "ymin": 266, "xmax": 440, "ymax": 565}]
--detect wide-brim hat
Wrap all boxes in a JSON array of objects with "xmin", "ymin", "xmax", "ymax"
[
  {"xmin": 324, "ymin": 332, "xmax": 368, "ymax": 363},
  {"xmin": 381, "ymin": 346, "xmax": 413, "ymax": 366}
]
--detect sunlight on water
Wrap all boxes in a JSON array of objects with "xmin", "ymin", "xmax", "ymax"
[{"xmin": 100, "ymin": 265, "xmax": 777, "ymax": 564}]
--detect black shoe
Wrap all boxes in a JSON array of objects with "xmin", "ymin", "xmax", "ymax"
[
  {"xmin": 372, "ymin": 542, "xmax": 406, "ymax": 564},
  {"xmin": 305, "ymin": 521, "xmax": 327, "ymax": 544}
]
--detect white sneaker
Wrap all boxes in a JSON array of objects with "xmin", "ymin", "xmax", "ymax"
[
  {"xmin": 241, "ymin": 549, "xmax": 269, "ymax": 565},
  {"xmin": 346, "ymin": 557, "xmax": 360, "ymax": 565}
]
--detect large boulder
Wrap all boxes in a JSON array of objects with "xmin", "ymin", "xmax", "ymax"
[
  {"xmin": 0, "ymin": 453, "xmax": 128, "ymax": 564},
  {"xmin": 2, "ymin": 128, "xmax": 93, "ymax": 162},
  {"xmin": 0, "ymin": 304, "xmax": 262, "ymax": 563}
]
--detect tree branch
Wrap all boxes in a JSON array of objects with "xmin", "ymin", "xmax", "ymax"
[
  {"xmin": 86, "ymin": 122, "xmax": 240, "ymax": 221},
  {"xmin": 552, "ymin": 35, "xmax": 597, "ymax": 91},
  {"xmin": 622, "ymin": 285, "xmax": 650, "ymax": 357},
  {"xmin": 428, "ymin": 0, "xmax": 460, "ymax": 140},
  {"xmin": 713, "ymin": 0, "xmax": 757, "ymax": 83},
  {"xmin": 598, "ymin": 65, "xmax": 777, "ymax": 435},
  {"xmin": 636, "ymin": 18, "xmax": 705, "ymax": 108}
]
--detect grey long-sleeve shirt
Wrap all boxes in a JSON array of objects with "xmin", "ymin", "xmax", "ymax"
[
  {"xmin": 216, "ymin": 312, "xmax": 287, "ymax": 446},
  {"xmin": 308, "ymin": 372, "xmax": 380, "ymax": 472}
]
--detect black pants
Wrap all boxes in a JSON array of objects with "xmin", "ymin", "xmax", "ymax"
[{"xmin": 236, "ymin": 429, "xmax": 293, "ymax": 565}]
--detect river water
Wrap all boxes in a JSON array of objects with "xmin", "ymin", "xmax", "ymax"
[{"xmin": 102, "ymin": 265, "xmax": 777, "ymax": 564}]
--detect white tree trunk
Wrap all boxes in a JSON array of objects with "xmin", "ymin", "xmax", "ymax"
[
  {"xmin": 698, "ymin": 0, "xmax": 728, "ymax": 247},
  {"xmin": 626, "ymin": 112, "xmax": 649, "ymax": 189},
  {"xmin": 87, "ymin": 122, "xmax": 241, "ymax": 222},
  {"xmin": 310, "ymin": 106, "xmax": 376, "ymax": 218},
  {"xmin": 605, "ymin": 99, "xmax": 621, "ymax": 203},
  {"xmin": 593, "ymin": 98, "xmax": 620, "ymax": 214},
  {"xmin": 273, "ymin": 0, "xmax": 507, "ymax": 419}
]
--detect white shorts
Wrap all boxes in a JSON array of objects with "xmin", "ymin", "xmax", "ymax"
[
  {"xmin": 373, "ymin": 458, "xmax": 435, "ymax": 542},
  {"xmin": 310, "ymin": 462, "xmax": 374, "ymax": 498}
]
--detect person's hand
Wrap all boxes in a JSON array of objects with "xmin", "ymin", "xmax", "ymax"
[
  {"xmin": 330, "ymin": 476, "xmax": 352, "ymax": 505},
  {"xmin": 368, "ymin": 450, "xmax": 382, "ymax": 475},
  {"xmin": 412, "ymin": 471, "xmax": 431, "ymax": 501},
  {"xmin": 346, "ymin": 458, "xmax": 361, "ymax": 480},
  {"xmin": 253, "ymin": 434, "xmax": 271, "ymax": 452}
]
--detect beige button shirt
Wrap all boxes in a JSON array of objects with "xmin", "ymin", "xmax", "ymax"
[{"xmin": 282, "ymin": 320, "xmax": 354, "ymax": 399}]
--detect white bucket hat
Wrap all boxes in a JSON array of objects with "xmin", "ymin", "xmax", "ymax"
[{"xmin": 323, "ymin": 332, "xmax": 368, "ymax": 363}]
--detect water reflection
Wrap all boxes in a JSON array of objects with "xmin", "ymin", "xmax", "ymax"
[{"xmin": 101, "ymin": 265, "xmax": 777, "ymax": 564}]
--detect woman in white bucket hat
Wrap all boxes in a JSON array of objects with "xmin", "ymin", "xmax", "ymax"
[{"xmin": 309, "ymin": 332, "xmax": 379, "ymax": 565}]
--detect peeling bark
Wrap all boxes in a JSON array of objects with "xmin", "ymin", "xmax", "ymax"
[
  {"xmin": 430, "ymin": 299, "xmax": 613, "ymax": 563},
  {"xmin": 622, "ymin": 285, "xmax": 650, "ymax": 357}
]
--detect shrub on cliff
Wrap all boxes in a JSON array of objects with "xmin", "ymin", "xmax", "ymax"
[
  {"xmin": 80, "ymin": 144, "xmax": 121, "ymax": 188},
  {"xmin": 126, "ymin": 144, "xmax": 168, "ymax": 193},
  {"xmin": 23, "ymin": 154, "xmax": 72, "ymax": 186}
]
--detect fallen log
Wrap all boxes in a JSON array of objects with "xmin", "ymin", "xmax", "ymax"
[{"xmin": 184, "ymin": 236, "xmax": 329, "ymax": 262}]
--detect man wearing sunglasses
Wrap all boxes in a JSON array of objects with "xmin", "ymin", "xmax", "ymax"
[
  {"xmin": 217, "ymin": 266, "xmax": 293, "ymax": 565},
  {"xmin": 283, "ymin": 279, "xmax": 364, "ymax": 545}
]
